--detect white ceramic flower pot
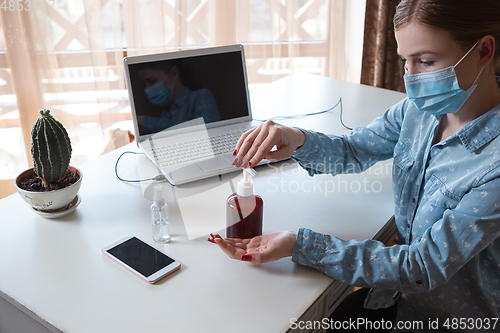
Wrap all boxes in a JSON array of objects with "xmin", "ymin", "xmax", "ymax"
[{"xmin": 14, "ymin": 166, "xmax": 83, "ymax": 211}]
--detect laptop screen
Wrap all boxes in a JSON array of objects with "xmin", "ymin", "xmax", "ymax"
[{"xmin": 126, "ymin": 49, "xmax": 250, "ymax": 137}]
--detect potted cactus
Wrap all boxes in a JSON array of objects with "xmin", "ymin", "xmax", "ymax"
[{"xmin": 14, "ymin": 109, "xmax": 83, "ymax": 216}]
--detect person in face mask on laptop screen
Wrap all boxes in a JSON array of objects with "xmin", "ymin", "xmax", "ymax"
[{"xmin": 137, "ymin": 61, "xmax": 220, "ymax": 135}]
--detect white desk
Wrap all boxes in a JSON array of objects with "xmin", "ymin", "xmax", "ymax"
[{"xmin": 0, "ymin": 74, "xmax": 405, "ymax": 333}]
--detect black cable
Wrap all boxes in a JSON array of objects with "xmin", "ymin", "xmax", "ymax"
[
  {"xmin": 253, "ymin": 97, "xmax": 353, "ymax": 130},
  {"xmin": 115, "ymin": 151, "xmax": 166, "ymax": 183}
]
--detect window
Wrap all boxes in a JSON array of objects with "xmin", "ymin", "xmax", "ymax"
[{"xmin": 0, "ymin": 0, "xmax": 366, "ymax": 184}]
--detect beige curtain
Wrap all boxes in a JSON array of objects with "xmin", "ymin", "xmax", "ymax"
[
  {"xmin": 0, "ymin": 0, "xmax": 128, "ymax": 168},
  {"xmin": 0, "ymin": 0, "xmax": 365, "ymax": 196}
]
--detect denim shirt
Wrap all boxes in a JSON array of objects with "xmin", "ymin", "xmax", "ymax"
[
  {"xmin": 291, "ymin": 94, "xmax": 500, "ymax": 329},
  {"xmin": 143, "ymin": 87, "xmax": 220, "ymax": 135}
]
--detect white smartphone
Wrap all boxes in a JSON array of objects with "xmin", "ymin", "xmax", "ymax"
[{"xmin": 102, "ymin": 235, "xmax": 180, "ymax": 284}]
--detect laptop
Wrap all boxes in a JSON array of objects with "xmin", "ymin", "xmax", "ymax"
[{"xmin": 123, "ymin": 44, "xmax": 267, "ymax": 185}]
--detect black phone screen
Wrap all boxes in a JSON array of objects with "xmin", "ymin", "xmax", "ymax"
[{"xmin": 106, "ymin": 237, "xmax": 175, "ymax": 277}]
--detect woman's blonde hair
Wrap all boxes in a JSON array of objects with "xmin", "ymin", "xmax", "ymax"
[{"xmin": 394, "ymin": 0, "xmax": 500, "ymax": 74}]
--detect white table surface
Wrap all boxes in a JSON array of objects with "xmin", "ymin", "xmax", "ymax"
[{"xmin": 0, "ymin": 73, "xmax": 406, "ymax": 333}]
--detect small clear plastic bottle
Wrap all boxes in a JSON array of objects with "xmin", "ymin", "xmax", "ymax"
[{"xmin": 151, "ymin": 184, "xmax": 171, "ymax": 243}]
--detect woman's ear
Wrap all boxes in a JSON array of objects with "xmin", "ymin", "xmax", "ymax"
[
  {"xmin": 170, "ymin": 66, "xmax": 180, "ymax": 81},
  {"xmin": 478, "ymin": 35, "xmax": 496, "ymax": 68}
]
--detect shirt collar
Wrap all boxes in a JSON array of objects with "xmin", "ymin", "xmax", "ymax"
[
  {"xmin": 172, "ymin": 86, "xmax": 192, "ymax": 108},
  {"xmin": 451, "ymin": 77, "xmax": 500, "ymax": 152},
  {"xmin": 458, "ymin": 103, "xmax": 500, "ymax": 152}
]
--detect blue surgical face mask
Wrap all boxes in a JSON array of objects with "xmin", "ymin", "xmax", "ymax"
[
  {"xmin": 404, "ymin": 40, "xmax": 483, "ymax": 116},
  {"xmin": 144, "ymin": 77, "xmax": 175, "ymax": 107}
]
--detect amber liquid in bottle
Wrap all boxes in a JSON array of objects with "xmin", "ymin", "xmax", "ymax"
[{"xmin": 226, "ymin": 193, "xmax": 263, "ymax": 239}]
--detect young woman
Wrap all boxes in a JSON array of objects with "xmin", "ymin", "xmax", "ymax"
[
  {"xmin": 210, "ymin": 0, "xmax": 500, "ymax": 330},
  {"xmin": 136, "ymin": 61, "xmax": 220, "ymax": 135}
]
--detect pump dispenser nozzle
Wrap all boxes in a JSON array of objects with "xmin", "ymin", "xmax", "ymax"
[
  {"xmin": 153, "ymin": 184, "xmax": 164, "ymax": 202},
  {"xmin": 237, "ymin": 168, "xmax": 258, "ymax": 197}
]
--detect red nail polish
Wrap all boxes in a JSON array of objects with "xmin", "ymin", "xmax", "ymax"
[
  {"xmin": 207, "ymin": 237, "xmax": 215, "ymax": 244},
  {"xmin": 241, "ymin": 254, "xmax": 252, "ymax": 261},
  {"xmin": 233, "ymin": 149, "xmax": 237, "ymax": 156},
  {"xmin": 248, "ymin": 161, "xmax": 252, "ymax": 166}
]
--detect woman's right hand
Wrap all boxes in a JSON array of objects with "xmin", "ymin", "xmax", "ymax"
[
  {"xmin": 208, "ymin": 231, "xmax": 297, "ymax": 264},
  {"xmin": 232, "ymin": 120, "xmax": 306, "ymax": 168}
]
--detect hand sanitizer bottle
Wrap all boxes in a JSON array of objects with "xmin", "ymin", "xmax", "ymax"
[
  {"xmin": 151, "ymin": 184, "xmax": 171, "ymax": 243},
  {"xmin": 226, "ymin": 168, "xmax": 263, "ymax": 239}
]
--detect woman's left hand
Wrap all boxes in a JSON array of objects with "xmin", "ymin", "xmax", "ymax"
[{"xmin": 208, "ymin": 231, "xmax": 297, "ymax": 264}]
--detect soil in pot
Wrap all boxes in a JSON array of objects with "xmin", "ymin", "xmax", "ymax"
[{"xmin": 17, "ymin": 169, "xmax": 80, "ymax": 192}]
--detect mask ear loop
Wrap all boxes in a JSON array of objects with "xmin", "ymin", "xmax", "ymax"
[
  {"xmin": 455, "ymin": 39, "xmax": 484, "ymax": 89},
  {"xmin": 471, "ymin": 67, "xmax": 485, "ymax": 86},
  {"xmin": 168, "ymin": 80, "xmax": 176, "ymax": 107},
  {"xmin": 162, "ymin": 69, "xmax": 176, "ymax": 106},
  {"xmin": 167, "ymin": 67, "xmax": 177, "ymax": 91},
  {"xmin": 161, "ymin": 67, "xmax": 175, "ymax": 89},
  {"xmin": 166, "ymin": 68, "xmax": 177, "ymax": 95},
  {"xmin": 455, "ymin": 40, "xmax": 480, "ymax": 67}
]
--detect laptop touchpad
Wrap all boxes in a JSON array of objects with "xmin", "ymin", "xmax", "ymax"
[
  {"xmin": 168, "ymin": 163, "xmax": 205, "ymax": 183},
  {"xmin": 197, "ymin": 155, "xmax": 235, "ymax": 173}
]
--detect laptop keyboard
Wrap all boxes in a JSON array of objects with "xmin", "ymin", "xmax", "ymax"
[{"xmin": 147, "ymin": 129, "xmax": 247, "ymax": 168}]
